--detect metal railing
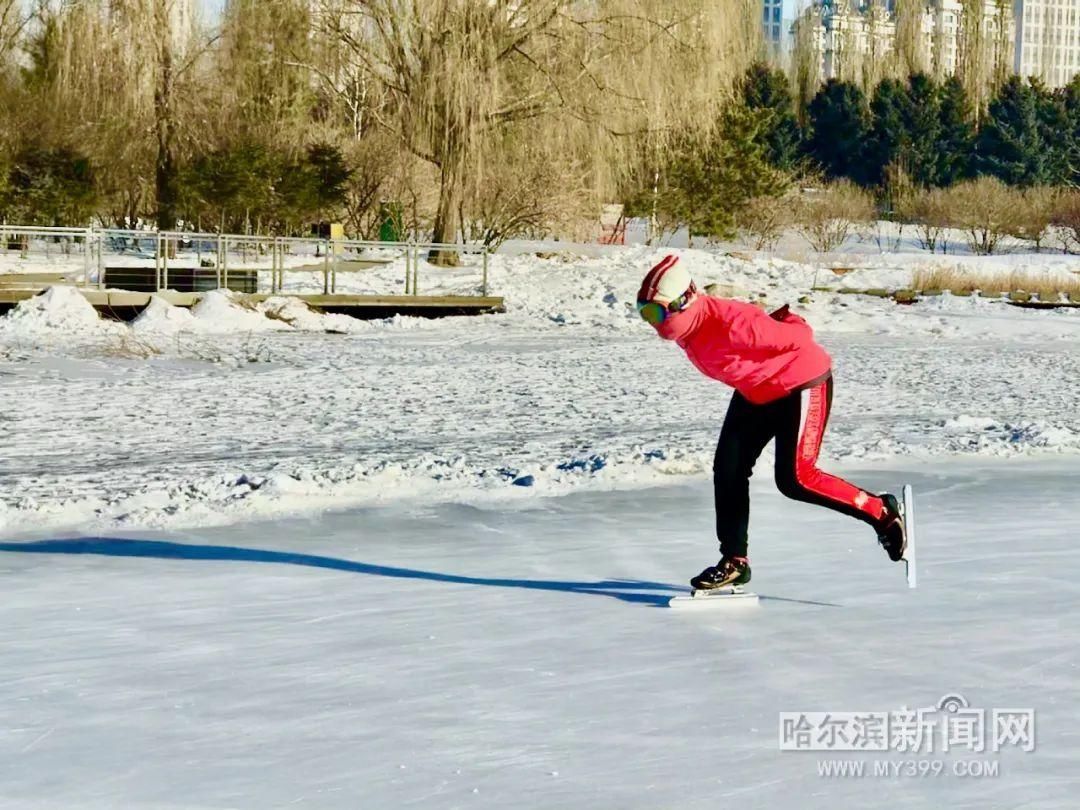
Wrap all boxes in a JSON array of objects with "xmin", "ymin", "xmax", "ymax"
[{"xmin": 0, "ymin": 225, "xmax": 492, "ymax": 298}]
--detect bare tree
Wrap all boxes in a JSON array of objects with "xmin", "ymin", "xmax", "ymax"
[{"xmin": 321, "ymin": 0, "xmax": 753, "ymax": 264}]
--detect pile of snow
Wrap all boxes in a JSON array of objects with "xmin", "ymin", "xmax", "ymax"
[
  {"xmin": 257, "ymin": 296, "xmax": 369, "ymax": 333},
  {"xmin": 0, "ymin": 286, "xmax": 122, "ymax": 338},
  {"xmin": 133, "ymin": 292, "xmax": 370, "ymax": 335},
  {"xmin": 131, "ymin": 295, "xmax": 202, "ymax": 336},
  {"xmin": 189, "ymin": 290, "xmax": 294, "ymax": 333}
]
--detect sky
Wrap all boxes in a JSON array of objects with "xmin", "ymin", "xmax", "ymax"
[{"xmin": 199, "ymin": 0, "xmax": 224, "ymax": 19}]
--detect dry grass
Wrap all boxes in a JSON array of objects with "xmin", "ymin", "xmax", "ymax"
[
  {"xmin": 912, "ymin": 266, "xmax": 1080, "ymax": 299},
  {"xmin": 101, "ymin": 332, "xmax": 163, "ymax": 359}
]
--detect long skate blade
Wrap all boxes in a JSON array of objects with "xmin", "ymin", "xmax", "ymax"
[
  {"xmin": 902, "ymin": 484, "xmax": 917, "ymax": 589},
  {"xmin": 669, "ymin": 586, "xmax": 760, "ymax": 608}
]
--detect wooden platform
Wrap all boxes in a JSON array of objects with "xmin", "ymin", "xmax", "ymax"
[{"xmin": 0, "ymin": 288, "xmax": 505, "ymax": 320}]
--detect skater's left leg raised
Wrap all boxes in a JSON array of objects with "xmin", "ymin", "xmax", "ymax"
[{"xmin": 772, "ymin": 375, "xmax": 907, "ymax": 560}]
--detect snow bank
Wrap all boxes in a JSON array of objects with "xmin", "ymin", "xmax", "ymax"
[
  {"xmin": 0, "ymin": 286, "xmax": 122, "ymax": 338},
  {"xmin": 131, "ymin": 295, "xmax": 202, "ymax": 335},
  {"xmin": 189, "ymin": 290, "xmax": 293, "ymax": 333},
  {"xmin": 134, "ymin": 292, "xmax": 370, "ymax": 335},
  {"xmin": 257, "ymin": 296, "xmax": 368, "ymax": 333}
]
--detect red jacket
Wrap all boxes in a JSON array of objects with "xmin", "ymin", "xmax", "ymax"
[{"xmin": 655, "ymin": 296, "xmax": 832, "ymax": 405}]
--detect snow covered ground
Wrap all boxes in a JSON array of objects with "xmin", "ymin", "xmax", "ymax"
[
  {"xmin": 2, "ymin": 462, "xmax": 1077, "ymax": 808},
  {"xmin": 0, "ymin": 248, "xmax": 1078, "ymax": 534},
  {"xmin": 1, "ymin": 241, "xmax": 1078, "ymax": 807}
]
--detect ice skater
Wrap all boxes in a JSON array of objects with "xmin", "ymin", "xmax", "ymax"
[{"xmin": 636, "ymin": 254, "xmax": 907, "ymax": 590}]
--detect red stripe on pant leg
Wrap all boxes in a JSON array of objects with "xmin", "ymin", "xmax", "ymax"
[{"xmin": 795, "ymin": 383, "xmax": 885, "ymax": 523}]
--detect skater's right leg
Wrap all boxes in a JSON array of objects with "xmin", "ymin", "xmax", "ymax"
[
  {"xmin": 695, "ymin": 392, "xmax": 776, "ymax": 589},
  {"xmin": 713, "ymin": 392, "xmax": 776, "ymax": 559}
]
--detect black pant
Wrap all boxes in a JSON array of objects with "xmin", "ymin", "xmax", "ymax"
[{"xmin": 713, "ymin": 376, "xmax": 882, "ymax": 558}]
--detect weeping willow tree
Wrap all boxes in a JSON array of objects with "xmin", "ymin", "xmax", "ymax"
[
  {"xmin": 989, "ymin": 0, "xmax": 1012, "ymax": 91},
  {"xmin": 893, "ymin": 0, "xmax": 927, "ymax": 78},
  {"xmin": 22, "ymin": 0, "xmax": 205, "ymax": 227},
  {"xmin": 323, "ymin": 0, "xmax": 755, "ymax": 263},
  {"xmin": 791, "ymin": 7, "xmax": 823, "ymax": 128},
  {"xmin": 0, "ymin": 0, "xmax": 29, "ymax": 148},
  {"xmin": 837, "ymin": 3, "xmax": 861, "ymax": 85},
  {"xmin": 861, "ymin": 2, "xmax": 893, "ymax": 93},
  {"xmin": 214, "ymin": 0, "xmax": 318, "ymax": 145},
  {"xmin": 957, "ymin": 0, "xmax": 990, "ymax": 116}
]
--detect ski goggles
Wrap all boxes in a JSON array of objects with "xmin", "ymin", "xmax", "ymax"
[{"xmin": 636, "ymin": 284, "xmax": 696, "ymax": 325}]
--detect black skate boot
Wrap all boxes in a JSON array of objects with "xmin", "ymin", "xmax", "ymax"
[
  {"xmin": 690, "ymin": 556, "xmax": 751, "ymax": 591},
  {"xmin": 877, "ymin": 493, "xmax": 907, "ymax": 562}
]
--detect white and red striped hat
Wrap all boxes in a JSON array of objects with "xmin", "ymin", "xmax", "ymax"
[{"xmin": 637, "ymin": 254, "xmax": 693, "ymax": 303}]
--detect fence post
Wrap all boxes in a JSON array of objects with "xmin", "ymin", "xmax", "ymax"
[
  {"xmin": 331, "ymin": 240, "xmax": 338, "ymax": 294},
  {"xmin": 271, "ymin": 239, "xmax": 278, "ymax": 293},
  {"xmin": 155, "ymin": 233, "xmax": 162, "ymax": 290},
  {"xmin": 323, "ymin": 242, "xmax": 330, "ymax": 295},
  {"xmin": 82, "ymin": 229, "xmax": 91, "ymax": 286},
  {"xmin": 97, "ymin": 230, "xmax": 105, "ymax": 290},
  {"xmin": 482, "ymin": 247, "xmax": 489, "ymax": 297},
  {"xmin": 413, "ymin": 245, "xmax": 419, "ymax": 296},
  {"xmin": 163, "ymin": 235, "xmax": 170, "ymax": 291},
  {"xmin": 223, "ymin": 235, "xmax": 230, "ymax": 290}
]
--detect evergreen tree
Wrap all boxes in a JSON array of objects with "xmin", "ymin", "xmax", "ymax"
[
  {"xmin": 627, "ymin": 103, "xmax": 789, "ymax": 240},
  {"xmin": 977, "ymin": 76, "xmax": 1068, "ymax": 186},
  {"xmin": 936, "ymin": 76, "xmax": 975, "ymax": 186},
  {"xmin": 1, "ymin": 145, "xmax": 98, "ymax": 226},
  {"xmin": 275, "ymin": 144, "xmax": 351, "ymax": 230},
  {"xmin": 905, "ymin": 74, "xmax": 944, "ymax": 187},
  {"xmin": 1036, "ymin": 82, "xmax": 1073, "ymax": 185},
  {"xmin": 1058, "ymin": 74, "xmax": 1080, "ymax": 184},
  {"xmin": 806, "ymin": 80, "xmax": 871, "ymax": 184},
  {"xmin": 741, "ymin": 62, "xmax": 801, "ymax": 171},
  {"xmin": 180, "ymin": 142, "xmax": 278, "ymax": 232},
  {"xmin": 866, "ymin": 78, "xmax": 912, "ymax": 187}
]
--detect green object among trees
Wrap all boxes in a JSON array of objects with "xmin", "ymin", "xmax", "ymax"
[{"xmin": 379, "ymin": 202, "xmax": 404, "ymax": 242}]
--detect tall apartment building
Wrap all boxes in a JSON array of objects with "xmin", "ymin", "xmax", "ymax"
[
  {"xmin": 764, "ymin": 0, "xmax": 787, "ymax": 59},
  {"xmin": 1015, "ymin": 0, "xmax": 1080, "ymax": 86},
  {"xmin": 763, "ymin": 0, "xmax": 814, "ymax": 63}
]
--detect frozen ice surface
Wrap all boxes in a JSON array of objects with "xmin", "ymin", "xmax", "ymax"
[{"xmin": 1, "ymin": 461, "xmax": 1077, "ymax": 808}]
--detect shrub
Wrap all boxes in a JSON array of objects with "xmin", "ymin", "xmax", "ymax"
[
  {"xmin": 895, "ymin": 186, "xmax": 951, "ymax": 253},
  {"xmin": 1007, "ymin": 186, "xmax": 1058, "ymax": 252},
  {"xmin": 736, "ymin": 193, "xmax": 795, "ymax": 251},
  {"xmin": 1051, "ymin": 191, "xmax": 1080, "ymax": 254},
  {"xmin": 940, "ymin": 177, "xmax": 1020, "ymax": 255},
  {"xmin": 793, "ymin": 179, "xmax": 875, "ymax": 252}
]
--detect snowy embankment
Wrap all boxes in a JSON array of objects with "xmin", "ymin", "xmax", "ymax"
[{"xmin": 1, "ymin": 245, "xmax": 1078, "ymax": 536}]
